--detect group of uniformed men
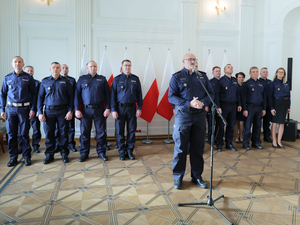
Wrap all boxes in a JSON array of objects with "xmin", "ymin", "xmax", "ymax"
[
  {"xmin": 169, "ymin": 52, "xmax": 274, "ymax": 190},
  {"xmin": 0, "ymin": 56, "xmax": 142, "ymax": 167}
]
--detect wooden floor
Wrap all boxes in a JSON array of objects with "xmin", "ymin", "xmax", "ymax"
[{"xmin": 0, "ymin": 137, "xmax": 300, "ymax": 225}]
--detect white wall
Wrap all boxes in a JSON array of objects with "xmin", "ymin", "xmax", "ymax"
[{"xmin": 1, "ymin": 0, "xmax": 300, "ymax": 138}]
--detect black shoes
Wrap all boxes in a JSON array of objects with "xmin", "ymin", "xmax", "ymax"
[
  {"xmin": 62, "ymin": 156, "xmax": 69, "ymax": 163},
  {"xmin": 272, "ymin": 144, "xmax": 279, "ymax": 149},
  {"xmin": 127, "ymin": 151, "xmax": 135, "ymax": 160},
  {"xmin": 173, "ymin": 180, "xmax": 182, "ymax": 189},
  {"xmin": 33, "ymin": 145, "xmax": 40, "ymax": 153},
  {"xmin": 7, "ymin": 158, "xmax": 18, "ymax": 167},
  {"xmin": 99, "ymin": 154, "xmax": 108, "ymax": 161},
  {"xmin": 278, "ymin": 144, "xmax": 285, "ymax": 149},
  {"xmin": 243, "ymin": 144, "xmax": 251, "ymax": 150},
  {"xmin": 264, "ymin": 137, "xmax": 273, "ymax": 143},
  {"xmin": 216, "ymin": 145, "xmax": 222, "ymax": 152},
  {"xmin": 225, "ymin": 144, "xmax": 237, "ymax": 151},
  {"xmin": 251, "ymin": 143, "xmax": 264, "ymax": 149},
  {"xmin": 78, "ymin": 155, "xmax": 88, "ymax": 162},
  {"xmin": 191, "ymin": 177, "xmax": 207, "ymax": 189},
  {"xmin": 69, "ymin": 146, "xmax": 77, "ymax": 152},
  {"xmin": 43, "ymin": 155, "xmax": 54, "ymax": 164},
  {"xmin": 24, "ymin": 158, "xmax": 31, "ymax": 166},
  {"xmin": 119, "ymin": 153, "xmax": 125, "ymax": 161}
]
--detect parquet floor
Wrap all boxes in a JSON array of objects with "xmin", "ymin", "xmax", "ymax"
[{"xmin": 0, "ymin": 138, "xmax": 299, "ymax": 225}]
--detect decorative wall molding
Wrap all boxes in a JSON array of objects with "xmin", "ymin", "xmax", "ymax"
[
  {"xmin": 254, "ymin": 30, "xmax": 284, "ymax": 38},
  {"xmin": 19, "ymin": 21, "xmax": 75, "ymax": 29},
  {"xmin": 197, "ymin": 29, "xmax": 240, "ymax": 36}
]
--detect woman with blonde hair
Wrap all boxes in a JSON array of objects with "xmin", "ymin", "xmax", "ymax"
[{"xmin": 269, "ymin": 67, "xmax": 291, "ymax": 149}]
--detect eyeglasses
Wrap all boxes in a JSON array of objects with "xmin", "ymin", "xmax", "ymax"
[{"xmin": 184, "ymin": 58, "xmax": 198, "ymax": 62}]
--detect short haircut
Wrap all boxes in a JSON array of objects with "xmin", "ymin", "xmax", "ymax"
[
  {"xmin": 224, "ymin": 64, "xmax": 231, "ymax": 70},
  {"xmin": 212, "ymin": 66, "xmax": 220, "ymax": 72},
  {"xmin": 51, "ymin": 62, "xmax": 60, "ymax": 65},
  {"xmin": 12, "ymin": 56, "xmax": 24, "ymax": 62},
  {"xmin": 260, "ymin": 67, "xmax": 268, "ymax": 71},
  {"xmin": 24, "ymin": 65, "xmax": 34, "ymax": 70},
  {"xmin": 235, "ymin": 72, "xmax": 245, "ymax": 78},
  {"xmin": 122, "ymin": 59, "xmax": 131, "ymax": 65},
  {"xmin": 249, "ymin": 66, "xmax": 258, "ymax": 72},
  {"xmin": 86, "ymin": 60, "xmax": 96, "ymax": 66}
]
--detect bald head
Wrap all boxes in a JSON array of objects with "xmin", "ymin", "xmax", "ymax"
[
  {"xmin": 61, "ymin": 64, "xmax": 69, "ymax": 76},
  {"xmin": 182, "ymin": 53, "xmax": 197, "ymax": 73}
]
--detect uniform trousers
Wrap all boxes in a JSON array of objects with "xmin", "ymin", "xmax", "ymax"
[
  {"xmin": 7, "ymin": 106, "xmax": 31, "ymax": 159},
  {"xmin": 115, "ymin": 105, "xmax": 137, "ymax": 154},
  {"xmin": 44, "ymin": 107, "xmax": 69, "ymax": 157},
  {"xmin": 262, "ymin": 107, "xmax": 272, "ymax": 138},
  {"xmin": 243, "ymin": 105, "xmax": 262, "ymax": 146},
  {"xmin": 55, "ymin": 115, "xmax": 76, "ymax": 149},
  {"xmin": 80, "ymin": 105, "xmax": 106, "ymax": 157},
  {"xmin": 216, "ymin": 103, "xmax": 236, "ymax": 146},
  {"xmin": 207, "ymin": 109, "xmax": 217, "ymax": 143},
  {"xmin": 172, "ymin": 108, "xmax": 206, "ymax": 181},
  {"xmin": 18, "ymin": 115, "xmax": 41, "ymax": 149}
]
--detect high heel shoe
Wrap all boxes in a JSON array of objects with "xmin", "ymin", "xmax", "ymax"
[
  {"xmin": 277, "ymin": 143, "xmax": 285, "ymax": 149},
  {"xmin": 272, "ymin": 144, "xmax": 278, "ymax": 149}
]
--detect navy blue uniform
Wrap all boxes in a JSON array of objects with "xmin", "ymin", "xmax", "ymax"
[
  {"xmin": 19, "ymin": 79, "xmax": 41, "ymax": 150},
  {"xmin": 241, "ymin": 78, "xmax": 266, "ymax": 146},
  {"xmin": 207, "ymin": 77, "xmax": 219, "ymax": 143},
  {"xmin": 111, "ymin": 73, "xmax": 143, "ymax": 154},
  {"xmin": 0, "ymin": 71, "xmax": 37, "ymax": 160},
  {"xmin": 75, "ymin": 74, "xmax": 110, "ymax": 157},
  {"xmin": 56, "ymin": 75, "xmax": 77, "ymax": 149},
  {"xmin": 168, "ymin": 68, "xmax": 214, "ymax": 181},
  {"xmin": 259, "ymin": 78, "xmax": 272, "ymax": 139},
  {"xmin": 38, "ymin": 75, "xmax": 73, "ymax": 157},
  {"xmin": 216, "ymin": 75, "xmax": 240, "ymax": 146}
]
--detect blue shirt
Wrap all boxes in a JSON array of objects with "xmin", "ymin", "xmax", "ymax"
[
  {"xmin": 38, "ymin": 75, "xmax": 73, "ymax": 114},
  {"xmin": 111, "ymin": 73, "xmax": 143, "ymax": 112},
  {"xmin": 75, "ymin": 74, "xmax": 110, "ymax": 110},
  {"xmin": 63, "ymin": 75, "xmax": 76, "ymax": 109},
  {"xmin": 168, "ymin": 68, "xmax": 214, "ymax": 110},
  {"xmin": 0, "ymin": 71, "xmax": 37, "ymax": 113},
  {"xmin": 218, "ymin": 75, "xmax": 240, "ymax": 107},
  {"xmin": 269, "ymin": 78, "xmax": 291, "ymax": 110},
  {"xmin": 209, "ymin": 77, "xmax": 219, "ymax": 107},
  {"xmin": 259, "ymin": 77, "xmax": 271, "ymax": 108},
  {"xmin": 241, "ymin": 78, "xmax": 266, "ymax": 111}
]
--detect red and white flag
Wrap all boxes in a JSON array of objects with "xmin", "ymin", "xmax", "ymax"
[
  {"xmin": 140, "ymin": 51, "xmax": 159, "ymax": 123},
  {"xmin": 157, "ymin": 50, "xmax": 174, "ymax": 121},
  {"xmin": 99, "ymin": 50, "xmax": 114, "ymax": 88},
  {"xmin": 221, "ymin": 50, "xmax": 228, "ymax": 75},
  {"xmin": 205, "ymin": 51, "xmax": 214, "ymax": 79},
  {"xmin": 80, "ymin": 47, "xmax": 89, "ymax": 76}
]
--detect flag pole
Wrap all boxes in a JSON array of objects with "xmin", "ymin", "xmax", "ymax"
[
  {"xmin": 163, "ymin": 120, "xmax": 174, "ymax": 144},
  {"xmin": 142, "ymin": 122, "xmax": 153, "ymax": 144}
]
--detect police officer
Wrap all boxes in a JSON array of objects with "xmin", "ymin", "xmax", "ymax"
[
  {"xmin": 207, "ymin": 66, "xmax": 221, "ymax": 145},
  {"xmin": 216, "ymin": 64, "xmax": 241, "ymax": 152},
  {"xmin": 111, "ymin": 59, "xmax": 143, "ymax": 161},
  {"xmin": 38, "ymin": 62, "xmax": 73, "ymax": 164},
  {"xmin": 21, "ymin": 66, "xmax": 41, "ymax": 153},
  {"xmin": 75, "ymin": 61, "xmax": 111, "ymax": 162},
  {"xmin": 168, "ymin": 53, "xmax": 214, "ymax": 190},
  {"xmin": 259, "ymin": 67, "xmax": 272, "ymax": 143},
  {"xmin": 0, "ymin": 56, "xmax": 37, "ymax": 167},
  {"xmin": 242, "ymin": 66, "xmax": 266, "ymax": 150},
  {"xmin": 56, "ymin": 64, "xmax": 77, "ymax": 152}
]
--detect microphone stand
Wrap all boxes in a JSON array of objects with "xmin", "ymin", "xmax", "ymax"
[{"xmin": 178, "ymin": 70, "xmax": 232, "ymax": 225}]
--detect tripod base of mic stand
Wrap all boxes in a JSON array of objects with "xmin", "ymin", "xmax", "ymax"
[
  {"xmin": 178, "ymin": 195, "xmax": 232, "ymax": 225},
  {"xmin": 163, "ymin": 139, "xmax": 174, "ymax": 144}
]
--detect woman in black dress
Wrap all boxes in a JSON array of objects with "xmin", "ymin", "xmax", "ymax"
[
  {"xmin": 269, "ymin": 67, "xmax": 291, "ymax": 149},
  {"xmin": 233, "ymin": 72, "xmax": 246, "ymax": 143}
]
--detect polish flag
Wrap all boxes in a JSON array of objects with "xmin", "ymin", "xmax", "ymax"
[
  {"xmin": 157, "ymin": 50, "xmax": 174, "ymax": 121},
  {"xmin": 221, "ymin": 50, "xmax": 228, "ymax": 75},
  {"xmin": 140, "ymin": 51, "xmax": 159, "ymax": 123},
  {"xmin": 205, "ymin": 51, "xmax": 214, "ymax": 79},
  {"xmin": 80, "ymin": 47, "xmax": 89, "ymax": 76},
  {"xmin": 99, "ymin": 50, "xmax": 114, "ymax": 88}
]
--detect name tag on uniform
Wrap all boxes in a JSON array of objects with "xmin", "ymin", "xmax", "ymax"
[
  {"xmin": 233, "ymin": 82, "xmax": 237, "ymax": 84},
  {"xmin": 259, "ymin": 84, "xmax": 263, "ymax": 87},
  {"xmin": 180, "ymin": 78, "xmax": 186, "ymax": 81},
  {"xmin": 97, "ymin": 79, "xmax": 102, "ymax": 81},
  {"xmin": 119, "ymin": 81, "xmax": 124, "ymax": 83},
  {"xmin": 48, "ymin": 87, "xmax": 51, "ymax": 90},
  {"xmin": 7, "ymin": 80, "xmax": 12, "ymax": 83},
  {"xmin": 22, "ymin": 79, "xmax": 28, "ymax": 81},
  {"xmin": 60, "ymin": 81, "xmax": 66, "ymax": 84},
  {"xmin": 131, "ymin": 80, "xmax": 136, "ymax": 83}
]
